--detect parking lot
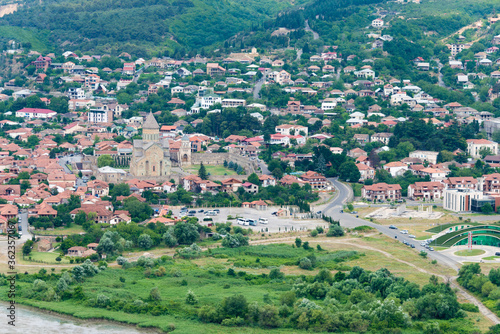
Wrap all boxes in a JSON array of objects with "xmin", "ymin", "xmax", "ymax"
[{"xmin": 172, "ymin": 206, "xmax": 328, "ymax": 233}]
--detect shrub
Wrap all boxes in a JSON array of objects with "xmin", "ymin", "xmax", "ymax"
[
  {"xmin": 299, "ymin": 257, "xmax": 312, "ymax": 270},
  {"xmin": 280, "ymin": 290, "xmax": 296, "ymax": 306},
  {"xmin": 327, "ymin": 225, "xmax": 344, "ymax": 237},
  {"xmin": 310, "ymin": 229, "xmax": 318, "ymax": 237},
  {"xmin": 185, "ymin": 290, "xmax": 198, "ymax": 305},
  {"xmin": 96, "ymin": 294, "xmax": 110, "ymax": 308},
  {"xmin": 138, "ymin": 234, "xmax": 153, "ymax": 249},
  {"xmin": 221, "ymin": 316, "xmax": 245, "ymax": 327},
  {"xmin": 460, "ymin": 303, "xmax": 479, "ymax": 313},
  {"xmin": 150, "ymin": 287, "xmax": 162, "ymax": 301},
  {"xmin": 316, "ymin": 226, "xmax": 324, "ymax": 234},
  {"xmin": 55, "ymin": 257, "xmax": 62, "ymax": 262},
  {"xmin": 269, "ymin": 268, "xmax": 284, "ymax": 280},
  {"xmin": 116, "ymin": 256, "xmax": 128, "ymax": 266},
  {"xmin": 302, "ymin": 241, "xmax": 311, "ymax": 250},
  {"xmin": 295, "ymin": 238, "xmax": 302, "ymax": 248}
]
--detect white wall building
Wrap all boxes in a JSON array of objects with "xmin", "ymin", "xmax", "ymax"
[
  {"xmin": 466, "ymin": 139, "xmax": 498, "ymax": 158},
  {"xmin": 443, "ymin": 189, "xmax": 483, "ymax": 212},
  {"xmin": 409, "ymin": 151, "xmax": 439, "ymax": 164}
]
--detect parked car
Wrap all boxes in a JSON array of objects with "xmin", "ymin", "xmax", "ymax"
[
  {"xmin": 410, "ymin": 244, "xmax": 415, "ymax": 248},
  {"xmin": 237, "ymin": 218, "xmax": 247, "ymax": 225},
  {"xmin": 496, "ymin": 252, "xmax": 500, "ymax": 256},
  {"xmin": 408, "ymin": 235, "xmax": 416, "ymax": 238},
  {"xmin": 247, "ymin": 219, "xmax": 257, "ymax": 226},
  {"xmin": 389, "ymin": 225, "xmax": 397, "ymax": 229},
  {"xmin": 198, "ymin": 209, "xmax": 204, "ymax": 213},
  {"xmin": 213, "ymin": 209, "xmax": 220, "ymax": 214},
  {"xmin": 316, "ymin": 211, "xmax": 322, "ymax": 215},
  {"xmin": 205, "ymin": 210, "xmax": 217, "ymax": 216},
  {"xmin": 258, "ymin": 218, "xmax": 268, "ymax": 224},
  {"xmin": 351, "ymin": 211, "xmax": 358, "ymax": 214},
  {"xmin": 429, "ymin": 247, "xmax": 434, "ymax": 251},
  {"xmin": 400, "ymin": 230, "xmax": 408, "ymax": 234}
]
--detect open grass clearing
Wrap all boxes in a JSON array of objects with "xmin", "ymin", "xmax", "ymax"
[
  {"xmin": 184, "ymin": 164, "xmax": 237, "ymax": 176},
  {"xmin": 483, "ymin": 256, "xmax": 500, "ymax": 260},
  {"xmin": 33, "ymin": 225, "xmax": 86, "ymax": 236},
  {"xmin": 20, "ymin": 251, "xmax": 70, "ymax": 264},
  {"xmin": 366, "ymin": 214, "xmax": 461, "ymax": 238},
  {"xmin": 455, "ymin": 249, "xmax": 486, "ymax": 257}
]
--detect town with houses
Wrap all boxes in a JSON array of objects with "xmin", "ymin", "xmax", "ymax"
[{"xmin": 4, "ymin": 0, "xmax": 500, "ymax": 332}]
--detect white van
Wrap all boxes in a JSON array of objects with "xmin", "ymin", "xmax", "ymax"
[
  {"xmin": 258, "ymin": 218, "xmax": 268, "ymax": 224},
  {"xmin": 237, "ymin": 218, "xmax": 246, "ymax": 225},
  {"xmin": 205, "ymin": 210, "xmax": 217, "ymax": 216}
]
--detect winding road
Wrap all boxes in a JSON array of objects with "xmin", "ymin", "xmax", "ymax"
[
  {"xmin": 305, "ymin": 20, "xmax": 319, "ymax": 40},
  {"xmin": 324, "ymin": 179, "xmax": 461, "ymax": 271},
  {"xmin": 323, "ymin": 178, "xmax": 500, "ymax": 324}
]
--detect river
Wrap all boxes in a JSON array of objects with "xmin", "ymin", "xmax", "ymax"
[{"xmin": 1, "ymin": 302, "xmax": 144, "ymax": 333}]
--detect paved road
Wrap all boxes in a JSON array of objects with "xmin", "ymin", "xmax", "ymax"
[
  {"xmin": 305, "ymin": 20, "xmax": 319, "ymax": 40},
  {"xmin": 324, "ymin": 179, "xmax": 461, "ymax": 271},
  {"xmin": 435, "ymin": 59, "xmax": 447, "ymax": 88},
  {"xmin": 258, "ymin": 160, "xmax": 271, "ymax": 175},
  {"xmin": 18, "ymin": 210, "xmax": 30, "ymax": 241},
  {"xmin": 252, "ymin": 74, "xmax": 266, "ymax": 99}
]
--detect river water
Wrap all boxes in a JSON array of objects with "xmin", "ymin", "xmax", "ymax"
[{"xmin": 1, "ymin": 302, "xmax": 143, "ymax": 333}]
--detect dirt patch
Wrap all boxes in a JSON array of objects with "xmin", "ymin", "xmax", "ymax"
[{"xmin": 0, "ymin": 4, "xmax": 18, "ymax": 17}]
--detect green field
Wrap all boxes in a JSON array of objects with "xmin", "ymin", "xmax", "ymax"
[
  {"xmin": 22, "ymin": 251, "xmax": 70, "ymax": 264},
  {"xmin": 0, "ymin": 26, "xmax": 52, "ymax": 51},
  {"xmin": 185, "ymin": 164, "xmax": 237, "ymax": 176},
  {"xmin": 0, "ymin": 242, "xmax": 484, "ymax": 333},
  {"xmin": 455, "ymin": 249, "xmax": 486, "ymax": 257},
  {"xmin": 483, "ymin": 256, "xmax": 500, "ymax": 260},
  {"xmin": 33, "ymin": 225, "xmax": 85, "ymax": 236}
]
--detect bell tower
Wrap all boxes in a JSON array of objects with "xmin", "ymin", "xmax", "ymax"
[
  {"xmin": 179, "ymin": 135, "xmax": 192, "ymax": 166},
  {"xmin": 142, "ymin": 112, "xmax": 159, "ymax": 142}
]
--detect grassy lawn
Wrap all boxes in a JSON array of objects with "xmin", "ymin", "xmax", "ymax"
[
  {"xmin": 33, "ymin": 225, "xmax": 85, "ymax": 236},
  {"xmin": 185, "ymin": 164, "xmax": 237, "ymax": 176},
  {"xmin": 454, "ymin": 249, "xmax": 486, "ymax": 257},
  {"xmin": 21, "ymin": 251, "xmax": 70, "ymax": 264},
  {"xmin": 483, "ymin": 256, "xmax": 500, "ymax": 260},
  {"xmin": 364, "ymin": 213, "xmax": 462, "ymax": 239},
  {"xmin": 434, "ymin": 247, "xmax": 448, "ymax": 251}
]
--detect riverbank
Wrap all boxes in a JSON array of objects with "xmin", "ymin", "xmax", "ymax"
[{"xmin": 0, "ymin": 301, "xmax": 157, "ymax": 334}]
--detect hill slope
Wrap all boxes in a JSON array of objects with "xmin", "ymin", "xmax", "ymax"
[{"xmin": 0, "ymin": 0, "xmax": 307, "ymax": 54}]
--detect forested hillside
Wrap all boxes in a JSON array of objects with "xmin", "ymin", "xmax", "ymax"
[{"xmin": 0, "ymin": 0, "xmax": 307, "ymax": 55}]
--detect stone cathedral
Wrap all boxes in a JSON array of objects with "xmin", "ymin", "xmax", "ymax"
[{"xmin": 129, "ymin": 112, "xmax": 172, "ymax": 177}]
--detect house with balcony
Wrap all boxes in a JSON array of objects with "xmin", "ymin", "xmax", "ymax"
[
  {"xmin": 408, "ymin": 182, "xmax": 444, "ymax": 200},
  {"xmin": 361, "ymin": 183, "xmax": 402, "ymax": 201}
]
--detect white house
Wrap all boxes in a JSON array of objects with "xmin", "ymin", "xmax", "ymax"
[
  {"xmin": 354, "ymin": 69, "xmax": 375, "ymax": 79},
  {"xmin": 383, "ymin": 161, "xmax": 408, "ymax": 177},
  {"xmin": 275, "ymin": 124, "xmax": 309, "ymax": 137},
  {"xmin": 321, "ymin": 98, "xmax": 337, "ymax": 111},
  {"xmin": 372, "ymin": 19, "xmax": 384, "ymax": 28}
]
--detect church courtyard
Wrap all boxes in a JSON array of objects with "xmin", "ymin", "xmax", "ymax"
[{"xmin": 184, "ymin": 164, "xmax": 238, "ymax": 176}]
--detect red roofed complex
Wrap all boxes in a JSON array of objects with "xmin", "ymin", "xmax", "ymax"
[{"xmin": 361, "ymin": 183, "xmax": 402, "ymax": 201}]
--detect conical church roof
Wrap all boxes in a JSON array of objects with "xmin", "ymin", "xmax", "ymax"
[{"xmin": 144, "ymin": 112, "xmax": 159, "ymax": 130}]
